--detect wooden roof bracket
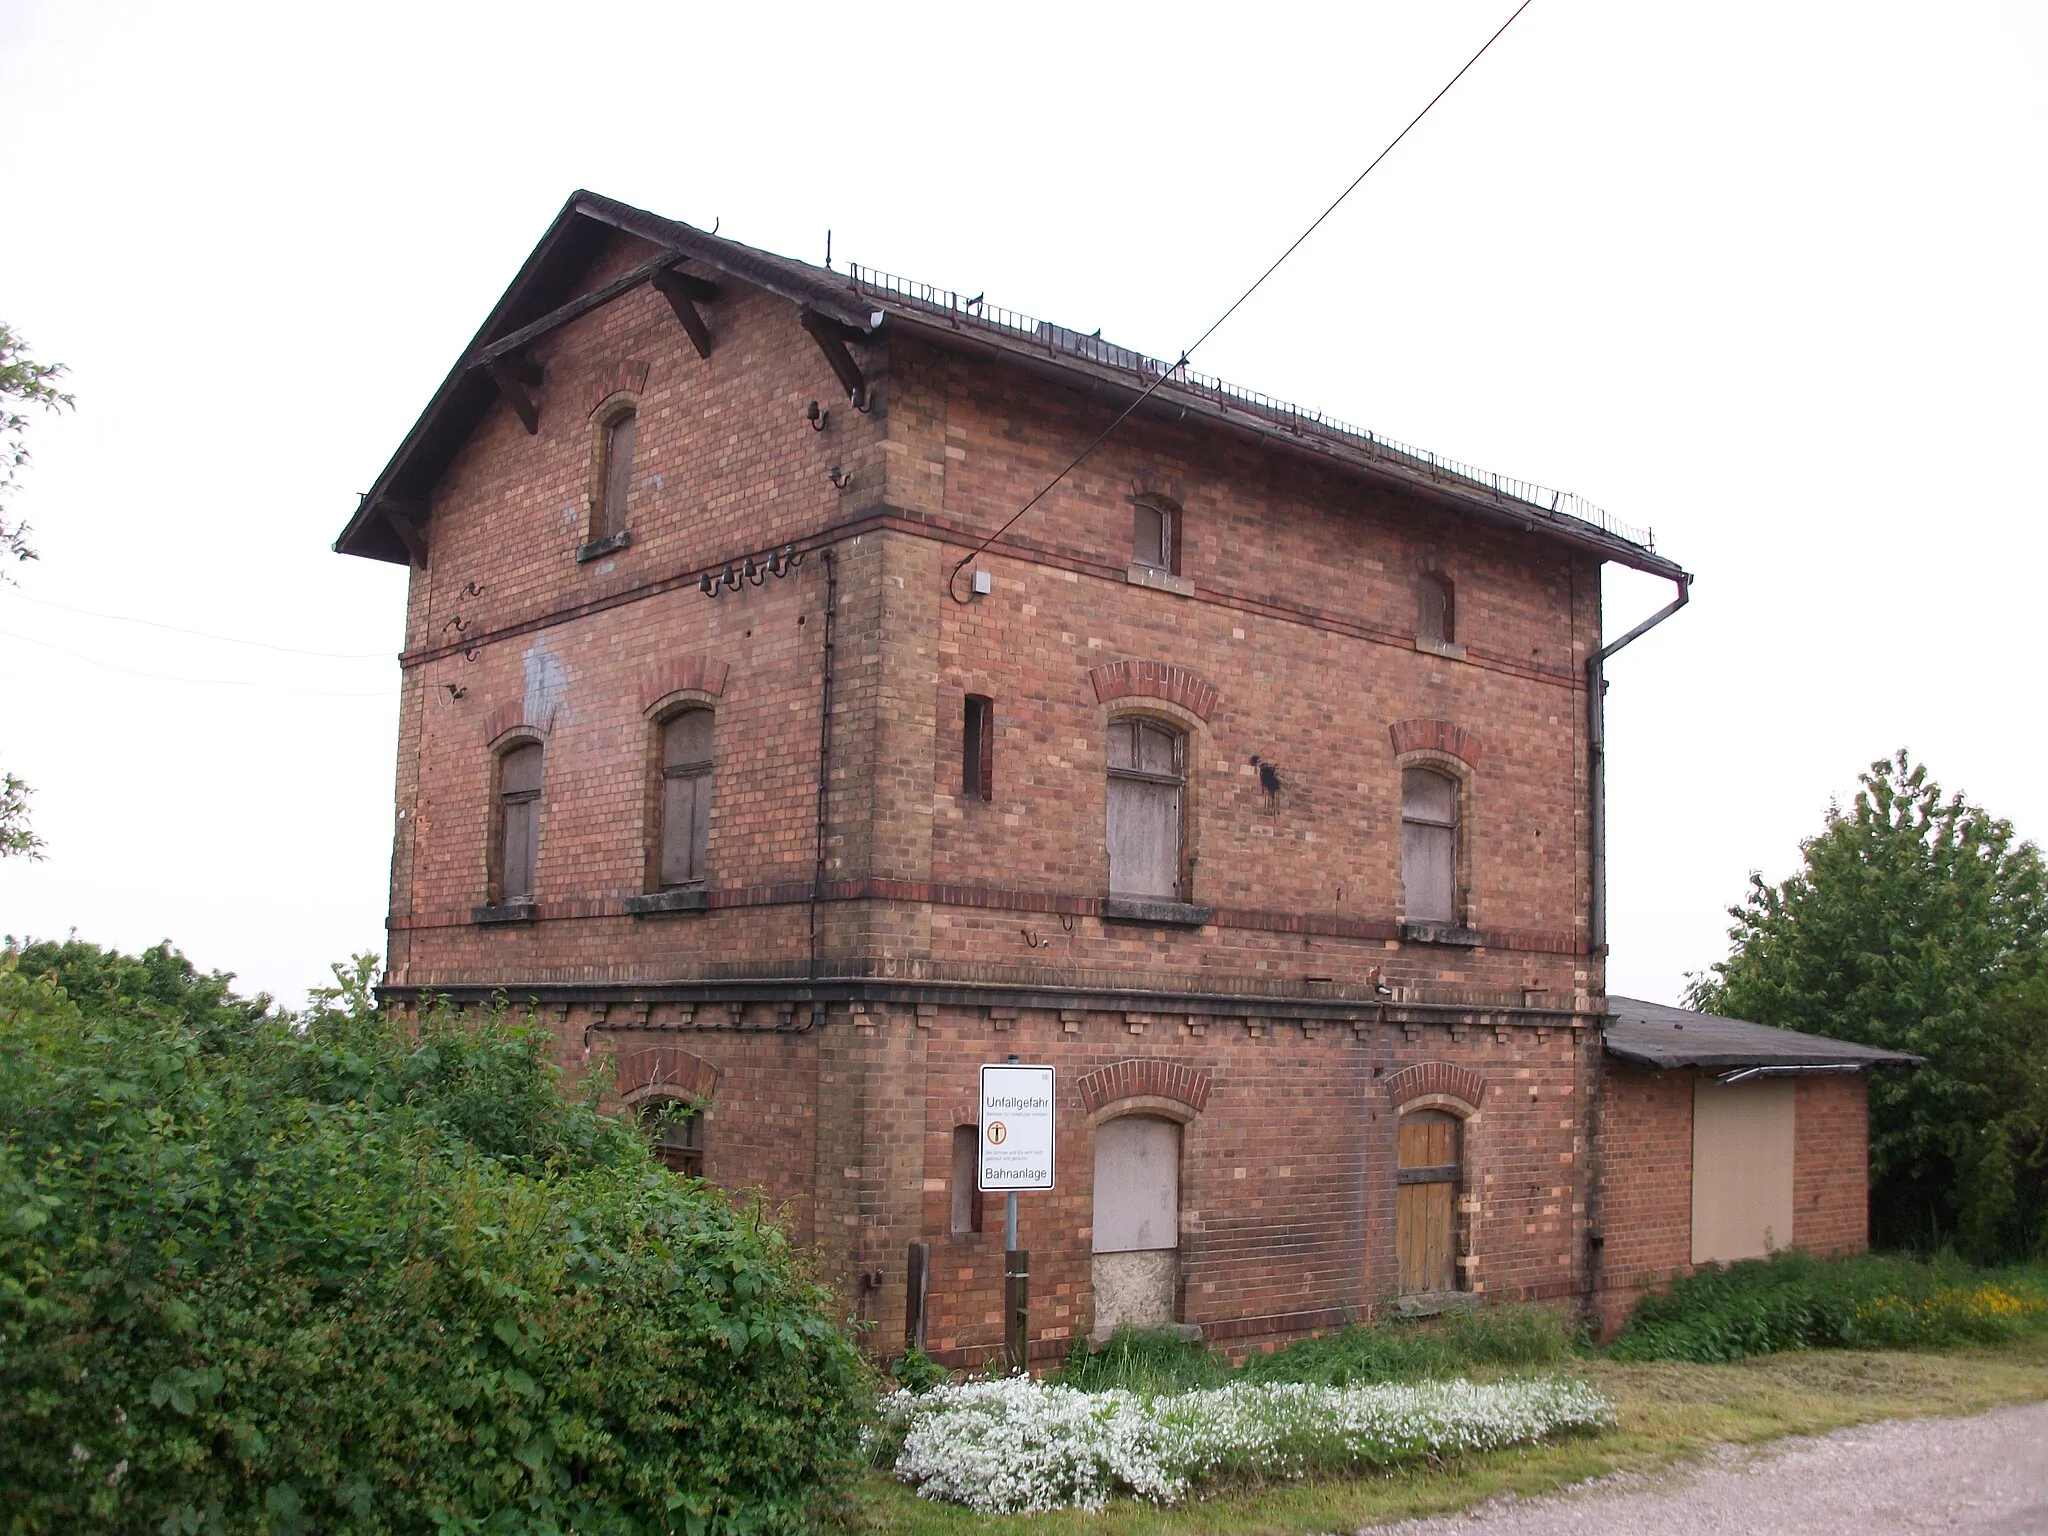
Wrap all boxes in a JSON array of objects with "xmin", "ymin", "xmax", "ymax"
[
  {"xmin": 800, "ymin": 307, "xmax": 870, "ymax": 409},
  {"xmin": 483, "ymin": 354, "xmax": 543, "ymax": 435},
  {"xmin": 377, "ymin": 498, "xmax": 430, "ymax": 568},
  {"xmin": 651, "ymin": 268, "xmax": 718, "ymax": 359}
]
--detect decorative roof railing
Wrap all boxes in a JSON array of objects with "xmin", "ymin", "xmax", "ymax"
[{"xmin": 846, "ymin": 263, "xmax": 1654, "ymax": 553}]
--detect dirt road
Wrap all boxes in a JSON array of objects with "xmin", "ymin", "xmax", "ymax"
[{"xmin": 1377, "ymin": 1399, "xmax": 2048, "ymax": 1535}]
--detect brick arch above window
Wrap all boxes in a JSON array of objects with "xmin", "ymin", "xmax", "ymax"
[
  {"xmin": 1389, "ymin": 719, "xmax": 1483, "ymax": 770},
  {"xmin": 1090, "ymin": 660, "xmax": 1219, "ymax": 723},
  {"xmin": 1076, "ymin": 1058, "xmax": 1213, "ymax": 1116},
  {"xmin": 641, "ymin": 656, "xmax": 730, "ymax": 716},
  {"xmin": 616, "ymin": 1045, "xmax": 722, "ymax": 1103},
  {"xmin": 588, "ymin": 357, "xmax": 651, "ymax": 416},
  {"xmin": 483, "ymin": 700, "xmax": 556, "ymax": 747},
  {"xmin": 1383, "ymin": 1060, "xmax": 1486, "ymax": 1114}
]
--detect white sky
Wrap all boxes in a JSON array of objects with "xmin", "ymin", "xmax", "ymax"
[{"xmin": 1, "ymin": 1, "xmax": 2041, "ymax": 1008}]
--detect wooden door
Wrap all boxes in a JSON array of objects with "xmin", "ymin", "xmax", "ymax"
[{"xmin": 1396, "ymin": 1110, "xmax": 1460, "ymax": 1294}]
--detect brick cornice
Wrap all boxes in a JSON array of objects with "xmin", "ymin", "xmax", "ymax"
[
  {"xmin": 1090, "ymin": 660, "xmax": 1220, "ymax": 722},
  {"xmin": 641, "ymin": 655, "xmax": 729, "ymax": 713},
  {"xmin": 1383, "ymin": 1060, "xmax": 1486, "ymax": 1111},
  {"xmin": 615, "ymin": 1045, "xmax": 721, "ymax": 1100},
  {"xmin": 1389, "ymin": 718, "xmax": 1483, "ymax": 768},
  {"xmin": 1075, "ymin": 1058, "xmax": 1213, "ymax": 1114}
]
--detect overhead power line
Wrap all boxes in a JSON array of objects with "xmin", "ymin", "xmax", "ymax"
[
  {"xmin": 947, "ymin": 0, "xmax": 1538, "ymax": 602},
  {"xmin": 0, "ymin": 627, "xmax": 399, "ymax": 698},
  {"xmin": 0, "ymin": 587, "xmax": 392, "ymax": 659}
]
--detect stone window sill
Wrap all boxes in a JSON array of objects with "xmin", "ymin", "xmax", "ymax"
[
  {"xmin": 1102, "ymin": 896, "xmax": 1213, "ymax": 927},
  {"xmin": 1415, "ymin": 635, "xmax": 1467, "ymax": 661},
  {"xmin": 624, "ymin": 888, "xmax": 710, "ymax": 917},
  {"xmin": 576, "ymin": 529, "xmax": 632, "ymax": 564},
  {"xmin": 472, "ymin": 900, "xmax": 538, "ymax": 925},
  {"xmin": 1400, "ymin": 921, "xmax": 1483, "ymax": 947},
  {"xmin": 1126, "ymin": 563, "xmax": 1195, "ymax": 597}
]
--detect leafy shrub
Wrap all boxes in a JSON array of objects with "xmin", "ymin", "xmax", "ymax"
[
  {"xmin": 1610, "ymin": 1250, "xmax": 2048, "ymax": 1363},
  {"xmin": 882, "ymin": 1375, "xmax": 1613, "ymax": 1512},
  {"xmin": 1239, "ymin": 1303, "xmax": 1575, "ymax": 1387},
  {"xmin": 0, "ymin": 940, "xmax": 868, "ymax": 1534}
]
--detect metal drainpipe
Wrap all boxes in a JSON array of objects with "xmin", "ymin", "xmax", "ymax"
[{"xmin": 809, "ymin": 547, "xmax": 838, "ymax": 978}]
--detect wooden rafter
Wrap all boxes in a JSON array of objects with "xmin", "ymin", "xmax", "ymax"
[
  {"xmin": 800, "ymin": 307, "xmax": 868, "ymax": 408},
  {"xmin": 377, "ymin": 498, "xmax": 430, "ymax": 568},
  {"xmin": 473, "ymin": 250, "xmax": 688, "ymax": 367},
  {"xmin": 484, "ymin": 356, "xmax": 542, "ymax": 434},
  {"xmin": 651, "ymin": 269, "xmax": 718, "ymax": 359}
]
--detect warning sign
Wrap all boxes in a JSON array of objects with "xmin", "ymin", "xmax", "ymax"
[{"xmin": 978, "ymin": 1064, "xmax": 1056, "ymax": 1191}]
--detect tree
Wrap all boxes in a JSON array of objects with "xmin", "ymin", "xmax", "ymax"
[
  {"xmin": 1688, "ymin": 751, "xmax": 2048, "ymax": 1257},
  {"xmin": 1, "ymin": 322, "xmax": 71, "ymax": 861}
]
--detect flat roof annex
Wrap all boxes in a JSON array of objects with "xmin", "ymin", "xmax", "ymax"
[
  {"xmin": 1605, "ymin": 995, "xmax": 1922, "ymax": 1073},
  {"xmin": 335, "ymin": 189, "xmax": 1688, "ymax": 586}
]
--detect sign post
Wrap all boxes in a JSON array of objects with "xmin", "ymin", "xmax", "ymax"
[{"xmin": 979, "ymin": 1062, "xmax": 1055, "ymax": 1374}]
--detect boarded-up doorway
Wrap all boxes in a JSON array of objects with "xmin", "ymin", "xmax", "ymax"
[
  {"xmin": 1092, "ymin": 1114, "xmax": 1180, "ymax": 1339},
  {"xmin": 1396, "ymin": 1109, "xmax": 1461, "ymax": 1295},
  {"xmin": 1692, "ymin": 1078, "xmax": 1794, "ymax": 1263}
]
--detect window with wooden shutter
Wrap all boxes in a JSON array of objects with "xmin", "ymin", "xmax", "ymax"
[
  {"xmin": 497, "ymin": 742, "xmax": 543, "ymax": 902},
  {"xmin": 963, "ymin": 695, "xmax": 994, "ymax": 802},
  {"xmin": 1132, "ymin": 499, "xmax": 1176, "ymax": 573},
  {"xmin": 658, "ymin": 709, "xmax": 714, "ymax": 887},
  {"xmin": 1107, "ymin": 717, "xmax": 1184, "ymax": 899},
  {"xmin": 1418, "ymin": 572, "xmax": 1455, "ymax": 645},
  {"xmin": 1401, "ymin": 767, "xmax": 1458, "ymax": 923},
  {"xmin": 949, "ymin": 1125, "xmax": 984, "ymax": 1235},
  {"xmin": 601, "ymin": 410, "xmax": 637, "ymax": 538},
  {"xmin": 641, "ymin": 1100, "xmax": 705, "ymax": 1177}
]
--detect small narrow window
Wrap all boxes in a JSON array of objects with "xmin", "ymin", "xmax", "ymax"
[
  {"xmin": 601, "ymin": 410, "xmax": 638, "ymax": 538},
  {"xmin": 1418, "ymin": 572, "xmax": 1455, "ymax": 645},
  {"xmin": 1107, "ymin": 717, "xmax": 1185, "ymax": 899},
  {"xmin": 1133, "ymin": 499, "xmax": 1176, "ymax": 573},
  {"xmin": 950, "ymin": 1124, "xmax": 984, "ymax": 1235},
  {"xmin": 497, "ymin": 741, "xmax": 543, "ymax": 903},
  {"xmin": 658, "ymin": 709, "xmax": 714, "ymax": 887},
  {"xmin": 1401, "ymin": 767, "xmax": 1458, "ymax": 924},
  {"xmin": 641, "ymin": 1101, "xmax": 705, "ymax": 1176},
  {"xmin": 963, "ymin": 695, "xmax": 995, "ymax": 802}
]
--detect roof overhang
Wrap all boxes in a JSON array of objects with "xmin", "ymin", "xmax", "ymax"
[{"xmin": 1604, "ymin": 994, "xmax": 1922, "ymax": 1073}]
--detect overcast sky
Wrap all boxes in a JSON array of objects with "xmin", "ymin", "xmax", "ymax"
[{"xmin": 1, "ymin": 1, "xmax": 2041, "ymax": 1008}]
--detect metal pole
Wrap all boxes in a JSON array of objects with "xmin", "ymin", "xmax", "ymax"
[{"xmin": 1005, "ymin": 1191, "xmax": 1018, "ymax": 1250}]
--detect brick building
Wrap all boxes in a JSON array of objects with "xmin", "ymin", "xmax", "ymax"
[{"xmin": 335, "ymin": 191, "xmax": 1908, "ymax": 1361}]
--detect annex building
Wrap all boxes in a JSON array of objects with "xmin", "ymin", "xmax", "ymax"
[{"xmin": 336, "ymin": 192, "xmax": 1913, "ymax": 1361}]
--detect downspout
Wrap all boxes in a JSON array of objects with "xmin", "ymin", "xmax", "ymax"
[
  {"xmin": 1582, "ymin": 567, "xmax": 1689, "ymax": 1329},
  {"xmin": 809, "ymin": 547, "xmax": 838, "ymax": 979}
]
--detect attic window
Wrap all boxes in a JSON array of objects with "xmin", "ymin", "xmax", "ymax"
[
  {"xmin": 1418, "ymin": 573, "xmax": 1455, "ymax": 646},
  {"xmin": 600, "ymin": 411, "xmax": 637, "ymax": 539},
  {"xmin": 1133, "ymin": 499, "xmax": 1178, "ymax": 574}
]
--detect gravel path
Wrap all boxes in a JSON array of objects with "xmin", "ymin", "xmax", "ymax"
[{"xmin": 1373, "ymin": 1399, "xmax": 2048, "ymax": 1535}]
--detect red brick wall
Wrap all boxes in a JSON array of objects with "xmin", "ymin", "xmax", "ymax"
[{"xmin": 1794, "ymin": 1074, "xmax": 1869, "ymax": 1257}]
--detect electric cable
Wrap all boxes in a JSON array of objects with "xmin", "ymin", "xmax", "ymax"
[
  {"xmin": 946, "ymin": 0, "xmax": 1537, "ymax": 603},
  {"xmin": 0, "ymin": 627, "xmax": 399, "ymax": 697},
  {"xmin": 0, "ymin": 587, "xmax": 392, "ymax": 658}
]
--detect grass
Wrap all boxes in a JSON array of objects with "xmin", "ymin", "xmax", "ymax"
[{"xmin": 849, "ymin": 1334, "xmax": 2048, "ymax": 1535}]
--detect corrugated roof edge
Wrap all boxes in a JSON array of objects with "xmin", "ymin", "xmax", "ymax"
[
  {"xmin": 335, "ymin": 191, "xmax": 1686, "ymax": 583},
  {"xmin": 1605, "ymin": 994, "xmax": 1923, "ymax": 1072}
]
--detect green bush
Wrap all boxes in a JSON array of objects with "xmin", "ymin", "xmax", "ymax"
[
  {"xmin": 1609, "ymin": 1250, "xmax": 2048, "ymax": 1363},
  {"xmin": 0, "ymin": 940, "xmax": 868, "ymax": 1535}
]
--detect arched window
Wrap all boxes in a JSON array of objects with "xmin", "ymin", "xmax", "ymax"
[
  {"xmin": 640, "ymin": 1099, "xmax": 704, "ymax": 1176},
  {"xmin": 1396, "ymin": 1108, "xmax": 1462, "ymax": 1295},
  {"xmin": 1401, "ymin": 767, "xmax": 1458, "ymax": 924},
  {"xmin": 496, "ymin": 741, "xmax": 543, "ymax": 903},
  {"xmin": 600, "ymin": 409, "xmax": 637, "ymax": 539},
  {"xmin": 1418, "ymin": 572, "xmax": 1455, "ymax": 645},
  {"xmin": 1107, "ymin": 717, "xmax": 1184, "ymax": 899},
  {"xmin": 658, "ymin": 708, "xmax": 714, "ymax": 887}
]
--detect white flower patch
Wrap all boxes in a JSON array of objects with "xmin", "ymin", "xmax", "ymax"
[{"xmin": 885, "ymin": 1375, "xmax": 1613, "ymax": 1513}]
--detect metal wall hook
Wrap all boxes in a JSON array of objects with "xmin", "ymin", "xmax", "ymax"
[
  {"xmin": 806, "ymin": 400, "xmax": 829, "ymax": 432},
  {"xmin": 826, "ymin": 466, "xmax": 852, "ymax": 490}
]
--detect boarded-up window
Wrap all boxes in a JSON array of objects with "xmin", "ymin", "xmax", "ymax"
[
  {"xmin": 1133, "ymin": 500, "xmax": 1175, "ymax": 572},
  {"xmin": 950, "ymin": 1125, "xmax": 984, "ymax": 1235},
  {"xmin": 1107, "ymin": 718, "xmax": 1184, "ymax": 899},
  {"xmin": 1401, "ymin": 768, "xmax": 1458, "ymax": 923},
  {"xmin": 963, "ymin": 695, "xmax": 994, "ymax": 802},
  {"xmin": 1396, "ymin": 1109, "xmax": 1461, "ymax": 1294},
  {"xmin": 641, "ymin": 1100, "xmax": 704, "ymax": 1177},
  {"xmin": 659, "ymin": 709, "xmax": 714, "ymax": 886},
  {"xmin": 1691, "ymin": 1078, "xmax": 1795, "ymax": 1263},
  {"xmin": 498, "ymin": 742, "xmax": 543, "ymax": 902},
  {"xmin": 601, "ymin": 410, "xmax": 637, "ymax": 537},
  {"xmin": 1418, "ymin": 572, "xmax": 1455, "ymax": 644},
  {"xmin": 1092, "ymin": 1114, "xmax": 1180, "ymax": 1253}
]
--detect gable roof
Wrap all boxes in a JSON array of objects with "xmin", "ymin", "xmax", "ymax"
[
  {"xmin": 335, "ymin": 190, "xmax": 1688, "ymax": 583},
  {"xmin": 1605, "ymin": 994, "xmax": 1921, "ymax": 1074}
]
